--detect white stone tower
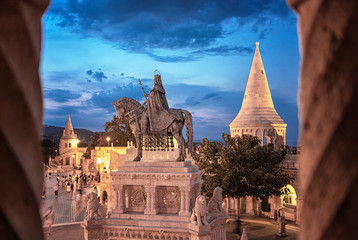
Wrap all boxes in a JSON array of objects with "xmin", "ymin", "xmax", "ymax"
[
  {"xmin": 230, "ymin": 42, "xmax": 287, "ymax": 149},
  {"xmin": 59, "ymin": 114, "xmax": 79, "ymax": 155}
]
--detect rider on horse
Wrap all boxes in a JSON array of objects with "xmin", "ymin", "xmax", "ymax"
[{"xmin": 141, "ymin": 71, "xmax": 179, "ymax": 134}]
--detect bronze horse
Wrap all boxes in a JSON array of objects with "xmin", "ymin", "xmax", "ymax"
[{"xmin": 113, "ymin": 97, "xmax": 193, "ymax": 161}]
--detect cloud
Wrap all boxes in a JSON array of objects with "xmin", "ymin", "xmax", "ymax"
[
  {"xmin": 92, "ymin": 71, "xmax": 108, "ymax": 82},
  {"xmin": 44, "ymin": 89, "xmax": 82, "ymax": 103},
  {"xmin": 85, "ymin": 69, "xmax": 108, "ymax": 82},
  {"xmin": 202, "ymin": 93, "xmax": 221, "ymax": 100},
  {"xmin": 46, "ymin": 0, "xmax": 291, "ymax": 62},
  {"xmin": 43, "ymin": 75, "xmax": 299, "ymax": 144},
  {"xmin": 184, "ymin": 96, "xmax": 201, "ymax": 106}
]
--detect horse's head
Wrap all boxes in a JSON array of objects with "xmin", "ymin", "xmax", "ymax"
[
  {"xmin": 113, "ymin": 99, "xmax": 126, "ymax": 121},
  {"xmin": 113, "ymin": 97, "xmax": 142, "ymax": 121}
]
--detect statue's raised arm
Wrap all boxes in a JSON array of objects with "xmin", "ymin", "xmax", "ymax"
[{"xmin": 138, "ymin": 79, "xmax": 149, "ymax": 98}]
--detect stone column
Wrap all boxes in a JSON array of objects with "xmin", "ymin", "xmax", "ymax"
[
  {"xmin": 179, "ymin": 187, "xmax": 191, "ymax": 216},
  {"xmin": 196, "ymin": 183, "xmax": 202, "ymax": 198},
  {"xmin": 179, "ymin": 188, "xmax": 185, "ymax": 215},
  {"xmin": 256, "ymin": 199, "xmax": 262, "ymax": 216},
  {"xmin": 235, "ymin": 198, "xmax": 240, "ymax": 217},
  {"xmin": 184, "ymin": 189, "xmax": 191, "ymax": 215},
  {"xmin": 295, "ymin": 197, "xmax": 303, "ymax": 225},
  {"xmin": 245, "ymin": 196, "xmax": 255, "ymax": 215},
  {"xmin": 112, "ymin": 185, "xmax": 124, "ymax": 215},
  {"xmin": 287, "ymin": 1, "xmax": 358, "ymax": 239},
  {"xmin": 144, "ymin": 186, "xmax": 158, "ymax": 214}
]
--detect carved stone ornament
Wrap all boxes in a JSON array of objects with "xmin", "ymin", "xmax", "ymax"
[
  {"xmin": 86, "ymin": 192, "xmax": 106, "ymax": 220},
  {"xmin": 130, "ymin": 189, "xmax": 147, "ymax": 207},
  {"xmin": 207, "ymin": 187, "xmax": 224, "ymax": 214},
  {"xmin": 163, "ymin": 190, "xmax": 180, "ymax": 208},
  {"xmin": 190, "ymin": 195, "xmax": 208, "ymax": 226}
]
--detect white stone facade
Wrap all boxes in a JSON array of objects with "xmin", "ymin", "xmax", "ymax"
[
  {"xmin": 230, "ymin": 42, "xmax": 287, "ymax": 150},
  {"xmin": 83, "ymin": 154, "xmax": 228, "ymax": 240}
]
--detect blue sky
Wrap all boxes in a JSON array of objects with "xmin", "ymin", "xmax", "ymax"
[{"xmin": 41, "ymin": 0, "xmax": 300, "ymax": 145}]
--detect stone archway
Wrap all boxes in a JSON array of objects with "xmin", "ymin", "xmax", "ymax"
[
  {"xmin": 102, "ymin": 190, "xmax": 108, "ymax": 206},
  {"xmin": 281, "ymin": 185, "xmax": 297, "ymax": 206}
]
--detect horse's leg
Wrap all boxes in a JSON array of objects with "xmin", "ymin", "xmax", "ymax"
[
  {"xmin": 179, "ymin": 130, "xmax": 186, "ymax": 160},
  {"xmin": 133, "ymin": 132, "xmax": 142, "ymax": 161},
  {"xmin": 172, "ymin": 121, "xmax": 185, "ymax": 161},
  {"xmin": 178, "ymin": 120, "xmax": 186, "ymax": 160},
  {"xmin": 172, "ymin": 131, "xmax": 183, "ymax": 161}
]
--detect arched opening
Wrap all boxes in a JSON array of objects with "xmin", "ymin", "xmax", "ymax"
[
  {"xmin": 261, "ymin": 197, "xmax": 270, "ymax": 212},
  {"xmin": 264, "ymin": 136, "xmax": 268, "ymax": 145},
  {"xmin": 281, "ymin": 184, "xmax": 297, "ymax": 206},
  {"xmin": 102, "ymin": 190, "xmax": 108, "ymax": 206}
]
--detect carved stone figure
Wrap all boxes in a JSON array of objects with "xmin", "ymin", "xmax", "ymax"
[
  {"xmin": 276, "ymin": 212, "xmax": 287, "ymax": 237},
  {"xmin": 207, "ymin": 187, "xmax": 224, "ymax": 214},
  {"xmin": 142, "ymin": 70, "xmax": 178, "ymax": 133},
  {"xmin": 85, "ymin": 192, "xmax": 106, "ymax": 221},
  {"xmin": 240, "ymin": 228, "xmax": 248, "ymax": 240},
  {"xmin": 113, "ymin": 71, "xmax": 193, "ymax": 161},
  {"xmin": 190, "ymin": 195, "xmax": 208, "ymax": 226}
]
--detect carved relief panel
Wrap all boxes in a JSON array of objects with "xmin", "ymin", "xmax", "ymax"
[
  {"xmin": 124, "ymin": 185, "xmax": 146, "ymax": 212},
  {"xmin": 157, "ymin": 186, "xmax": 180, "ymax": 214}
]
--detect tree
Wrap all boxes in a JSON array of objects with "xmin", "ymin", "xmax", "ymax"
[
  {"xmin": 82, "ymin": 116, "xmax": 135, "ymax": 159},
  {"xmin": 41, "ymin": 139, "xmax": 58, "ymax": 165},
  {"xmin": 100, "ymin": 115, "xmax": 135, "ymax": 147},
  {"xmin": 83, "ymin": 132, "xmax": 101, "ymax": 159},
  {"xmin": 77, "ymin": 141, "xmax": 88, "ymax": 148},
  {"xmin": 192, "ymin": 133, "xmax": 294, "ymax": 199}
]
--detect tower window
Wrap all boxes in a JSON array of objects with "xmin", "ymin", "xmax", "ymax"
[
  {"xmin": 69, "ymin": 143, "xmax": 71, "ymax": 148},
  {"xmin": 65, "ymin": 143, "xmax": 67, "ymax": 148}
]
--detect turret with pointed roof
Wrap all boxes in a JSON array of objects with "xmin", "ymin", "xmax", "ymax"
[
  {"xmin": 59, "ymin": 114, "xmax": 78, "ymax": 155},
  {"xmin": 230, "ymin": 42, "xmax": 287, "ymax": 149},
  {"xmin": 62, "ymin": 114, "xmax": 77, "ymax": 139}
]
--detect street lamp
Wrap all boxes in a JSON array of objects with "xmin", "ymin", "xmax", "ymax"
[
  {"xmin": 106, "ymin": 137, "xmax": 110, "ymax": 147},
  {"xmin": 97, "ymin": 158, "xmax": 102, "ymax": 172}
]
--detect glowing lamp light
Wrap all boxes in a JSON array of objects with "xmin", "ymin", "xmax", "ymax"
[
  {"xmin": 97, "ymin": 158, "xmax": 102, "ymax": 164},
  {"xmin": 72, "ymin": 139, "xmax": 79, "ymax": 147}
]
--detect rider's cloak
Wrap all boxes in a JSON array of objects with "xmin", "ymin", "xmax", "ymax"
[{"xmin": 147, "ymin": 84, "xmax": 178, "ymax": 132}]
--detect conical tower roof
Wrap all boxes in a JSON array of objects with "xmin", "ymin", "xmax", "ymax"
[
  {"xmin": 230, "ymin": 42, "xmax": 286, "ymax": 127},
  {"xmin": 62, "ymin": 114, "xmax": 76, "ymax": 139}
]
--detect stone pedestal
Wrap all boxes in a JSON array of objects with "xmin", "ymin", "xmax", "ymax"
[
  {"xmin": 189, "ymin": 224, "xmax": 213, "ymax": 240},
  {"xmin": 84, "ymin": 159, "xmax": 227, "ymax": 240},
  {"xmin": 83, "ymin": 158, "xmax": 228, "ymax": 240}
]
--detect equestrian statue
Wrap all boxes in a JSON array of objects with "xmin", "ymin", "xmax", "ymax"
[{"xmin": 113, "ymin": 70, "xmax": 193, "ymax": 161}]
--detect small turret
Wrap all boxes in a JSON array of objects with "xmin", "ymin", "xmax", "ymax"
[{"xmin": 59, "ymin": 114, "xmax": 79, "ymax": 155}]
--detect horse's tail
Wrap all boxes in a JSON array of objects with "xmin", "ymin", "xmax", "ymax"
[{"xmin": 182, "ymin": 110, "xmax": 193, "ymax": 154}]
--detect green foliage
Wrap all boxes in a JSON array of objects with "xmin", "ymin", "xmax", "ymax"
[
  {"xmin": 41, "ymin": 139, "xmax": 58, "ymax": 165},
  {"xmin": 77, "ymin": 142, "xmax": 88, "ymax": 148},
  {"xmin": 82, "ymin": 116, "xmax": 135, "ymax": 159},
  {"xmin": 100, "ymin": 115, "xmax": 136, "ymax": 147},
  {"xmin": 83, "ymin": 132, "xmax": 101, "ymax": 159},
  {"xmin": 192, "ymin": 133, "xmax": 293, "ymax": 199}
]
